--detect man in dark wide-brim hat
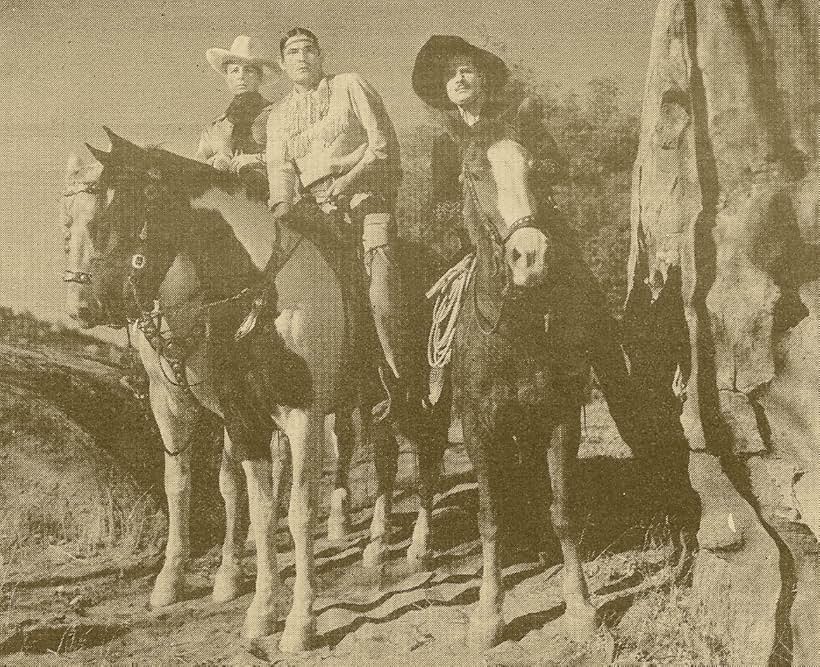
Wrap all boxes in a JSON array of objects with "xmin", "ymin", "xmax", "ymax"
[
  {"xmin": 413, "ymin": 36, "xmax": 569, "ymax": 553},
  {"xmin": 412, "ymin": 35, "xmax": 566, "ymax": 240}
]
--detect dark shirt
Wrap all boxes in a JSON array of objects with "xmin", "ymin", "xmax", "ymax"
[{"xmin": 427, "ymin": 96, "xmax": 566, "ymax": 258}]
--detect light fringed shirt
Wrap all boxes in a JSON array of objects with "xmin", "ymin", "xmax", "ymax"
[{"xmin": 265, "ymin": 73, "xmax": 401, "ymax": 208}]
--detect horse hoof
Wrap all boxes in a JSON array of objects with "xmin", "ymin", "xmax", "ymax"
[
  {"xmin": 564, "ymin": 602, "xmax": 599, "ymax": 642},
  {"xmin": 242, "ymin": 600, "xmax": 278, "ymax": 640},
  {"xmin": 362, "ymin": 539, "xmax": 388, "ymax": 569},
  {"xmin": 149, "ymin": 572, "xmax": 184, "ymax": 609},
  {"xmin": 212, "ymin": 562, "xmax": 242, "ymax": 603},
  {"xmin": 279, "ymin": 611, "xmax": 317, "ymax": 653},
  {"xmin": 467, "ymin": 611, "xmax": 505, "ymax": 650}
]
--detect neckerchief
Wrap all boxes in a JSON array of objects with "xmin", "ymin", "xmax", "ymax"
[{"xmin": 224, "ymin": 91, "xmax": 269, "ymax": 153}]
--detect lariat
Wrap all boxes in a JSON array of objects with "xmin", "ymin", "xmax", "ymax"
[{"xmin": 427, "ymin": 253, "xmax": 477, "ymax": 367}]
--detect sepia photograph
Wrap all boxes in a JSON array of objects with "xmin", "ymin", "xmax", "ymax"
[{"xmin": 0, "ymin": 0, "xmax": 817, "ymax": 663}]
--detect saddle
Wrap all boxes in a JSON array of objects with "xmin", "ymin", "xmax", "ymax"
[{"xmin": 234, "ymin": 197, "xmax": 381, "ymax": 407}]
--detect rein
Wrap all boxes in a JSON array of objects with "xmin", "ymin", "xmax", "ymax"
[
  {"xmin": 462, "ymin": 170, "xmax": 512, "ymax": 336},
  {"xmin": 61, "ymin": 184, "xmax": 99, "ymax": 198}
]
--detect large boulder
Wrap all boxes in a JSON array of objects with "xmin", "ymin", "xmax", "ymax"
[{"xmin": 626, "ymin": 0, "xmax": 818, "ymax": 662}]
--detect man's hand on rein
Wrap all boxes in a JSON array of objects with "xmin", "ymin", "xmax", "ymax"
[
  {"xmin": 211, "ymin": 153, "xmax": 232, "ymax": 171},
  {"xmin": 327, "ymin": 173, "xmax": 354, "ymax": 199}
]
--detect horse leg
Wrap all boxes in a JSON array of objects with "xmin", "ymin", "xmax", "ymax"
[
  {"xmin": 148, "ymin": 387, "xmax": 199, "ymax": 609},
  {"xmin": 463, "ymin": 407, "xmax": 505, "ymax": 650},
  {"xmin": 241, "ymin": 454, "xmax": 281, "ymax": 639},
  {"xmin": 278, "ymin": 407, "xmax": 320, "ymax": 653},
  {"xmin": 328, "ymin": 411, "xmax": 355, "ymax": 542},
  {"xmin": 547, "ymin": 414, "xmax": 597, "ymax": 640},
  {"xmin": 362, "ymin": 416, "xmax": 398, "ymax": 568},
  {"xmin": 407, "ymin": 379, "xmax": 451, "ymax": 570},
  {"xmin": 212, "ymin": 429, "xmax": 244, "ymax": 603}
]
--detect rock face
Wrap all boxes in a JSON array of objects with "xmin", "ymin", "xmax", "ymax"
[{"xmin": 627, "ymin": 0, "xmax": 817, "ymax": 663}]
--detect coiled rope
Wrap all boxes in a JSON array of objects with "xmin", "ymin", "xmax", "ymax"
[{"xmin": 426, "ymin": 253, "xmax": 477, "ymax": 368}]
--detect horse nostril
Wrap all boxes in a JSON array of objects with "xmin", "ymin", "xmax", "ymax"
[{"xmin": 526, "ymin": 250, "xmax": 537, "ymax": 268}]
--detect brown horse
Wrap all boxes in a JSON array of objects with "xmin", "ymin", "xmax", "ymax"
[{"xmin": 453, "ymin": 137, "xmax": 635, "ymax": 648}]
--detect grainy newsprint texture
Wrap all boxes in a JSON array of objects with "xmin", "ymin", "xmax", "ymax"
[{"xmin": 0, "ymin": 1, "xmax": 816, "ymax": 664}]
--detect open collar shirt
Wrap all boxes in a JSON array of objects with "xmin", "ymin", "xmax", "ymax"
[{"xmin": 265, "ymin": 73, "xmax": 401, "ymax": 208}]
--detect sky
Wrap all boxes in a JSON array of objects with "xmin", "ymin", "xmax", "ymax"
[{"xmin": 0, "ymin": 0, "xmax": 658, "ymax": 327}]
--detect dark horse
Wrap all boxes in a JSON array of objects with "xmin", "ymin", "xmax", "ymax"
[
  {"xmin": 65, "ymin": 128, "xmax": 450, "ymax": 651},
  {"xmin": 452, "ymin": 137, "xmax": 636, "ymax": 648}
]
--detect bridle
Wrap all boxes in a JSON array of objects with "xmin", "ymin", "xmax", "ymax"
[
  {"xmin": 461, "ymin": 156, "xmax": 555, "ymax": 337},
  {"xmin": 63, "ymin": 269, "xmax": 93, "ymax": 285},
  {"xmin": 61, "ymin": 184, "xmax": 101, "ymax": 286},
  {"xmin": 123, "ymin": 217, "xmax": 208, "ymax": 403},
  {"xmin": 462, "ymin": 164, "xmax": 543, "ymax": 246}
]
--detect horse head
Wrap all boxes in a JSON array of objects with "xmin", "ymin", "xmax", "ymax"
[
  {"xmin": 61, "ymin": 153, "xmax": 107, "ymax": 327},
  {"xmin": 82, "ymin": 128, "xmax": 209, "ymax": 326},
  {"xmin": 463, "ymin": 138, "xmax": 552, "ymax": 288}
]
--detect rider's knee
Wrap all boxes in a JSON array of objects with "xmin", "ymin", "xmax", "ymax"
[{"xmin": 362, "ymin": 210, "xmax": 395, "ymax": 253}]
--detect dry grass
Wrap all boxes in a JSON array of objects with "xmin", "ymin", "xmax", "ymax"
[
  {"xmin": 604, "ymin": 526, "xmax": 734, "ymax": 665},
  {"xmin": 0, "ymin": 485, "xmax": 161, "ymax": 566},
  {"xmin": 0, "ymin": 396, "xmax": 165, "ymax": 580}
]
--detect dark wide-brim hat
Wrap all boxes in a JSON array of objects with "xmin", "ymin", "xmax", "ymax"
[{"xmin": 412, "ymin": 35, "xmax": 509, "ymax": 110}]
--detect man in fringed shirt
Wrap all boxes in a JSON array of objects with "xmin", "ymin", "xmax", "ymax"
[{"xmin": 265, "ymin": 27, "xmax": 408, "ymax": 421}]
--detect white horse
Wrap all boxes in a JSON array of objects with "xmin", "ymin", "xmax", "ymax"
[
  {"xmin": 63, "ymin": 134, "xmax": 344, "ymax": 652},
  {"xmin": 62, "ymin": 133, "xmax": 454, "ymax": 649}
]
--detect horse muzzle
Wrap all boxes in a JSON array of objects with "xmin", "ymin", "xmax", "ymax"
[
  {"xmin": 66, "ymin": 291, "xmax": 104, "ymax": 329},
  {"xmin": 505, "ymin": 227, "xmax": 550, "ymax": 287}
]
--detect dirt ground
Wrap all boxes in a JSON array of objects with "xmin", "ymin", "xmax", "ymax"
[{"xmin": 0, "ymin": 343, "xmax": 706, "ymax": 665}]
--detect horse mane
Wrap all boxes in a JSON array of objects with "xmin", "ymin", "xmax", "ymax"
[
  {"xmin": 143, "ymin": 146, "xmax": 268, "ymax": 203},
  {"xmin": 137, "ymin": 146, "xmax": 268, "ymax": 298}
]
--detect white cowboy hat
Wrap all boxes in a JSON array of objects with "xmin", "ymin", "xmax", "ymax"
[{"xmin": 206, "ymin": 35, "xmax": 277, "ymax": 80}]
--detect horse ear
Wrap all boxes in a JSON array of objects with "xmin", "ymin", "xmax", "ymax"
[
  {"xmin": 85, "ymin": 143, "xmax": 111, "ymax": 165},
  {"xmin": 104, "ymin": 126, "xmax": 141, "ymax": 156},
  {"xmin": 103, "ymin": 126, "xmax": 155, "ymax": 170}
]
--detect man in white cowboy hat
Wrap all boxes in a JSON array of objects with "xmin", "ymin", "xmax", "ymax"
[
  {"xmin": 197, "ymin": 35, "xmax": 275, "ymax": 180},
  {"xmin": 264, "ymin": 27, "xmax": 409, "ymax": 422},
  {"xmin": 196, "ymin": 36, "xmax": 283, "ymax": 463}
]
